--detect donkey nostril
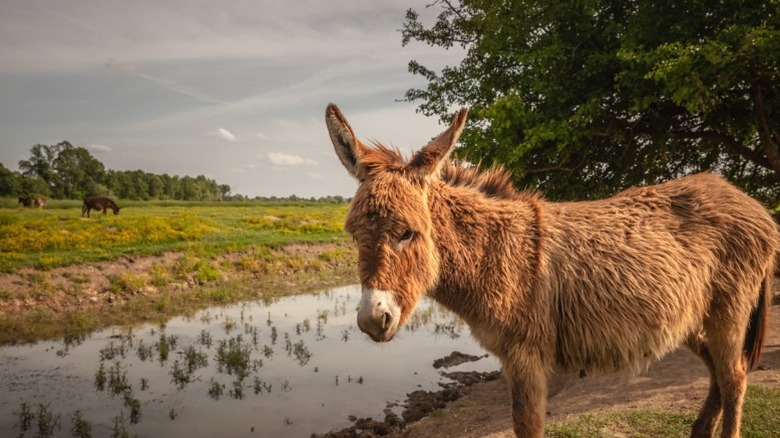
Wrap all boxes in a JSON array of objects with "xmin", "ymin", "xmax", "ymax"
[{"xmin": 381, "ymin": 312, "xmax": 391, "ymax": 330}]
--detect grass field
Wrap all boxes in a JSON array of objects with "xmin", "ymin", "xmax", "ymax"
[
  {"xmin": 546, "ymin": 385, "xmax": 780, "ymax": 437},
  {"xmin": 0, "ymin": 198, "xmax": 350, "ymax": 272}
]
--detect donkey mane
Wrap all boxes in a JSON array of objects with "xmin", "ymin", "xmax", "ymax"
[
  {"xmin": 363, "ymin": 141, "xmax": 523, "ymax": 201},
  {"xmin": 441, "ymin": 162, "xmax": 525, "ymax": 201}
]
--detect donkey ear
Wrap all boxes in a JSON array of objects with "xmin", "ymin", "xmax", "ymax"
[
  {"xmin": 409, "ymin": 108, "xmax": 468, "ymax": 178},
  {"xmin": 326, "ymin": 103, "xmax": 369, "ymax": 181}
]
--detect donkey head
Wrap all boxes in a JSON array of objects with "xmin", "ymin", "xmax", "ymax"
[{"xmin": 325, "ymin": 104, "xmax": 467, "ymax": 342}]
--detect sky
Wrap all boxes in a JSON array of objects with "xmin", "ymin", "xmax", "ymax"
[{"xmin": 0, "ymin": 1, "xmax": 465, "ymax": 198}]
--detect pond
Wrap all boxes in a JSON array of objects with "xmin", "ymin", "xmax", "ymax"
[{"xmin": 0, "ymin": 285, "xmax": 498, "ymax": 437}]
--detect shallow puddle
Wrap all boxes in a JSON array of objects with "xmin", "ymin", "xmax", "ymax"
[{"xmin": 0, "ymin": 285, "xmax": 497, "ymax": 437}]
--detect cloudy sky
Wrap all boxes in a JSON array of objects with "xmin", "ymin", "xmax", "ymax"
[{"xmin": 0, "ymin": 1, "xmax": 464, "ymax": 198}]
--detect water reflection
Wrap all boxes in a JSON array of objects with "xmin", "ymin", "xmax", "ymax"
[{"xmin": 0, "ymin": 285, "xmax": 498, "ymax": 437}]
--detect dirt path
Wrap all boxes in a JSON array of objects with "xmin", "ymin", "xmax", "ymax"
[{"xmin": 397, "ymin": 297, "xmax": 780, "ymax": 438}]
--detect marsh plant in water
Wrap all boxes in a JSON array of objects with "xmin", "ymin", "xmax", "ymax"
[{"xmin": 1, "ymin": 285, "xmax": 496, "ymax": 437}]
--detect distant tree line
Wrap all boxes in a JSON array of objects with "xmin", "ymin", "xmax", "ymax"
[
  {"xmin": 251, "ymin": 194, "xmax": 349, "ymax": 203},
  {"xmin": 0, "ymin": 141, "xmax": 231, "ymax": 201}
]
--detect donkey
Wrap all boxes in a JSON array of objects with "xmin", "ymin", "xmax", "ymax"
[
  {"xmin": 82, "ymin": 196, "xmax": 120, "ymax": 217},
  {"xmin": 325, "ymin": 103, "xmax": 778, "ymax": 438},
  {"xmin": 17, "ymin": 196, "xmax": 33, "ymax": 207}
]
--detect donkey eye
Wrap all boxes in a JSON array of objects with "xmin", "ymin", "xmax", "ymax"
[{"xmin": 399, "ymin": 229, "xmax": 414, "ymax": 243}]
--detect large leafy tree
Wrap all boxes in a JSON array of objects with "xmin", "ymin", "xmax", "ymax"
[
  {"xmin": 52, "ymin": 142, "xmax": 107, "ymax": 199},
  {"xmin": 19, "ymin": 141, "xmax": 106, "ymax": 198},
  {"xmin": 18, "ymin": 143, "xmax": 61, "ymax": 193},
  {"xmin": 403, "ymin": 0, "xmax": 780, "ymax": 202}
]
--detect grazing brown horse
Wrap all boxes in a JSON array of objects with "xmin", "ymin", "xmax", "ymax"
[
  {"xmin": 82, "ymin": 196, "xmax": 120, "ymax": 217},
  {"xmin": 325, "ymin": 103, "xmax": 778, "ymax": 438}
]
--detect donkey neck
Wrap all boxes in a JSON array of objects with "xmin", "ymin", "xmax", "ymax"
[{"xmin": 426, "ymin": 180, "xmax": 543, "ymax": 334}]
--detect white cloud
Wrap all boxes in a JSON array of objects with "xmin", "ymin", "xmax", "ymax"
[
  {"xmin": 209, "ymin": 128, "xmax": 237, "ymax": 142},
  {"xmin": 265, "ymin": 152, "xmax": 317, "ymax": 166},
  {"xmin": 230, "ymin": 163, "xmax": 257, "ymax": 173},
  {"xmin": 106, "ymin": 57, "xmax": 137, "ymax": 74},
  {"xmin": 85, "ymin": 144, "xmax": 113, "ymax": 152}
]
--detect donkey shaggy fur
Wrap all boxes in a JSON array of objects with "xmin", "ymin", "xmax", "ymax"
[{"xmin": 325, "ymin": 103, "xmax": 777, "ymax": 438}]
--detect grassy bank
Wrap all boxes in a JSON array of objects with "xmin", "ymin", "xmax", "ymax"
[{"xmin": 0, "ymin": 198, "xmax": 357, "ymax": 344}]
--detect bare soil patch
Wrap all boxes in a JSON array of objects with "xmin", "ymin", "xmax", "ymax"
[{"xmin": 0, "ymin": 242, "xmax": 351, "ymax": 318}]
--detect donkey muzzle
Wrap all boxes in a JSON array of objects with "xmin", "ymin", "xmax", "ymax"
[{"xmin": 357, "ymin": 287, "xmax": 400, "ymax": 342}]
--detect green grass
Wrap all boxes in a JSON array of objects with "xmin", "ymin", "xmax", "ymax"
[
  {"xmin": 0, "ymin": 198, "xmax": 349, "ymax": 272},
  {"xmin": 0, "ymin": 198, "xmax": 358, "ymax": 344},
  {"xmin": 546, "ymin": 385, "xmax": 780, "ymax": 437}
]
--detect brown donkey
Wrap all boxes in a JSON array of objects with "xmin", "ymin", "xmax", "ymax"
[
  {"xmin": 325, "ymin": 104, "xmax": 777, "ymax": 438},
  {"xmin": 82, "ymin": 196, "xmax": 120, "ymax": 217}
]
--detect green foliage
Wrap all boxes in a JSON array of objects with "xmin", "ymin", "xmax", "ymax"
[
  {"xmin": 194, "ymin": 262, "xmax": 223, "ymax": 284},
  {"xmin": 107, "ymin": 273, "xmax": 147, "ymax": 293},
  {"xmin": 7, "ymin": 141, "xmax": 230, "ymax": 200},
  {"xmin": 404, "ymin": 0, "xmax": 780, "ymax": 202}
]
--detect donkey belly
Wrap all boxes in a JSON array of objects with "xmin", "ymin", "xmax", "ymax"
[{"xmin": 551, "ymin": 257, "xmax": 711, "ymax": 374}]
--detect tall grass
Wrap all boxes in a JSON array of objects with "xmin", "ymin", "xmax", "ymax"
[{"xmin": 0, "ymin": 199, "xmax": 349, "ymax": 272}]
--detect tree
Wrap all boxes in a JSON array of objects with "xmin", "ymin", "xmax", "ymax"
[
  {"xmin": 402, "ymin": 0, "xmax": 780, "ymax": 202},
  {"xmin": 17, "ymin": 141, "xmax": 105, "ymax": 198},
  {"xmin": 52, "ymin": 142, "xmax": 106, "ymax": 199},
  {"xmin": 219, "ymin": 184, "xmax": 231, "ymax": 199},
  {"xmin": 0, "ymin": 163, "xmax": 21, "ymax": 196},
  {"xmin": 18, "ymin": 143, "xmax": 61, "ymax": 194}
]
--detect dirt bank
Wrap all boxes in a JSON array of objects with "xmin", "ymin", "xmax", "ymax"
[{"xmin": 0, "ymin": 242, "xmax": 357, "ymax": 343}]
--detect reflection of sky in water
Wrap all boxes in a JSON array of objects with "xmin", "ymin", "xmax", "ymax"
[{"xmin": 0, "ymin": 285, "xmax": 498, "ymax": 437}]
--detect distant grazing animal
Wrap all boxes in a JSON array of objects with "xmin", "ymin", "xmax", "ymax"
[
  {"xmin": 325, "ymin": 103, "xmax": 778, "ymax": 438},
  {"xmin": 18, "ymin": 196, "xmax": 45, "ymax": 208},
  {"xmin": 82, "ymin": 196, "xmax": 120, "ymax": 217},
  {"xmin": 17, "ymin": 196, "xmax": 33, "ymax": 207}
]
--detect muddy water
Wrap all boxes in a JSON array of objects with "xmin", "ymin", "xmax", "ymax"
[{"xmin": 0, "ymin": 285, "xmax": 498, "ymax": 437}]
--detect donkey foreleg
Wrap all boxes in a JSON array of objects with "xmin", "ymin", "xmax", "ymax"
[{"xmin": 504, "ymin": 359, "xmax": 547, "ymax": 438}]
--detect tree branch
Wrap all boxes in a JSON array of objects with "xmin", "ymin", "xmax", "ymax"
[
  {"xmin": 670, "ymin": 130, "xmax": 771, "ymax": 169},
  {"xmin": 751, "ymin": 80, "xmax": 780, "ymax": 174}
]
